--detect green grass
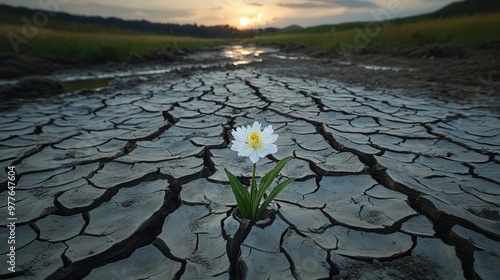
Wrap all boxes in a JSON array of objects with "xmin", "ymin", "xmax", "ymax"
[
  {"xmin": 247, "ymin": 13, "xmax": 500, "ymax": 54},
  {"xmin": 0, "ymin": 24, "xmax": 228, "ymax": 64}
]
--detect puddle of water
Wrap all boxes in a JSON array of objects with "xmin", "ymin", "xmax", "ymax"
[
  {"xmin": 0, "ymin": 80, "xmax": 16, "ymax": 86},
  {"xmin": 233, "ymin": 60, "xmax": 251, "ymax": 66},
  {"xmin": 360, "ymin": 65, "xmax": 413, "ymax": 72},
  {"xmin": 61, "ymin": 77, "xmax": 112, "ymax": 93},
  {"xmin": 55, "ymin": 66, "xmax": 184, "ymax": 83},
  {"xmin": 1, "ymin": 45, "xmax": 282, "ymax": 93},
  {"xmin": 52, "ymin": 45, "xmax": 278, "ymax": 84},
  {"xmin": 222, "ymin": 45, "xmax": 279, "ymax": 65},
  {"xmin": 270, "ymin": 54, "xmax": 302, "ymax": 60},
  {"xmin": 54, "ymin": 61, "xmax": 232, "ymax": 92}
]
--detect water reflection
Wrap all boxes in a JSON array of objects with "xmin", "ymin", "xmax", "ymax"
[
  {"xmin": 270, "ymin": 54, "xmax": 302, "ymax": 60},
  {"xmin": 360, "ymin": 65, "xmax": 413, "ymax": 72},
  {"xmin": 0, "ymin": 45, "xmax": 290, "ymax": 91},
  {"xmin": 222, "ymin": 45, "xmax": 276, "ymax": 65},
  {"xmin": 52, "ymin": 45, "xmax": 278, "ymax": 84}
]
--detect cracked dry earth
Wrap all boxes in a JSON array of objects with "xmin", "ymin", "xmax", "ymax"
[{"xmin": 1, "ymin": 64, "xmax": 500, "ymax": 280}]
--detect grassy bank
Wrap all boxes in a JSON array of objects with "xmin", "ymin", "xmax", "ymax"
[
  {"xmin": 0, "ymin": 24, "xmax": 227, "ymax": 64},
  {"xmin": 247, "ymin": 13, "xmax": 500, "ymax": 53}
]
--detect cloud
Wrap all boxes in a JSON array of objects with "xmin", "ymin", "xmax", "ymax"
[
  {"xmin": 422, "ymin": 0, "xmax": 456, "ymax": 2},
  {"xmin": 323, "ymin": 0, "xmax": 379, "ymax": 8},
  {"xmin": 248, "ymin": 2, "xmax": 263, "ymax": 6},
  {"xmin": 278, "ymin": 0, "xmax": 378, "ymax": 9},
  {"xmin": 277, "ymin": 2, "xmax": 332, "ymax": 8},
  {"xmin": 273, "ymin": 11, "xmax": 371, "ymax": 27}
]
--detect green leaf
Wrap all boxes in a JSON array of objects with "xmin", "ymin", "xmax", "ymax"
[
  {"xmin": 225, "ymin": 168, "xmax": 251, "ymax": 219},
  {"xmin": 260, "ymin": 156, "xmax": 293, "ymax": 192},
  {"xmin": 256, "ymin": 178, "xmax": 295, "ymax": 220},
  {"xmin": 255, "ymin": 156, "xmax": 293, "ymax": 212}
]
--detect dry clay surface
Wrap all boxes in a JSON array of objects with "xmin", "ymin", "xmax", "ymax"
[{"xmin": 1, "ymin": 66, "xmax": 499, "ymax": 280}]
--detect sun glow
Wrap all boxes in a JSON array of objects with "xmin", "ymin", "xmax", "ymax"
[{"xmin": 239, "ymin": 17, "xmax": 249, "ymax": 27}]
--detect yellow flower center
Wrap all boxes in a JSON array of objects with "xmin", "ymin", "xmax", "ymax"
[{"xmin": 247, "ymin": 131, "xmax": 263, "ymax": 149}]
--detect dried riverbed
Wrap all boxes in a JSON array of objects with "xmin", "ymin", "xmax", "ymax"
[{"xmin": 0, "ymin": 45, "xmax": 499, "ymax": 279}]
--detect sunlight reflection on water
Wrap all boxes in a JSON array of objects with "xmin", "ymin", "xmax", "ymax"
[
  {"xmin": 222, "ymin": 45, "xmax": 277, "ymax": 65},
  {"xmin": 0, "ymin": 45, "xmax": 285, "ymax": 88},
  {"xmin": 51, "ymin": 45, "xmax": 278, "ymax": 83}
]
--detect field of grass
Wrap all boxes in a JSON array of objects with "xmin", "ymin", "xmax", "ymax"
[
  {"xmin": 1, "ymin": 11, "xmax": 499, "ymax": 65},
  {"xmin": 247, "ymin": 13, "xmax": 500, "ymax": 54},
  {"xmin": 0, "ymin": 24, "xmax": 227, "ymax": 64}
]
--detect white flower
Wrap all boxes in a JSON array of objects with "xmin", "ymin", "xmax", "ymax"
[{"xmin": 230, "ymin": 121, "xmax": 278, "ymax": 163}]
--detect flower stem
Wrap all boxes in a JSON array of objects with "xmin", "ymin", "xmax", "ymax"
[
  {"xmin": 251, "ymin": 163, "xmax": 257, "ymax": 222},
  {"xmin": 252, "ymin": 163, "xmax": 256, "ymax": 186}
]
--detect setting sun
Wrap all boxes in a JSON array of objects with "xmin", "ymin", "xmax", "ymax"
[{"xmin": 239, "ymin": 17, "xmax": 249, "ymax": 27}]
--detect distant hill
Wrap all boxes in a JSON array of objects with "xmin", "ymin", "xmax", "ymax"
[
  {"xmin": 270, "ymin": 0, "xmax": 500, "ymax": 35},
  {"xmin": 281, "ymin": 25, "xmax": 304, "ymax": 31},
  {"xmin": 432, "ymin": 0, "xmax": 500, "ymax": 17},
  {"xmin": 0, "ymin": 4, "xmax": 253, "ymax": 38},
  {"xmin": 397, "ymin": 0, "xmax": 500, "ymax": 22}
]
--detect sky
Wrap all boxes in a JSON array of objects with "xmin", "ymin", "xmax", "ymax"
[{"xmin": 0, "ymin": 0, "xmax": 459, "ymax": 28}]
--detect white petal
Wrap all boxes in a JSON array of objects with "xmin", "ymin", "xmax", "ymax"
[
  {"xmin": 231, "ymin": 139, "xmax": 245, "ymax": 146},
  {"xmin": 231, "ymin": 141, "xmax": 246, "ymax": 152},
  {"xmin": 264, "ymin": 134, "xmax": 278, "ymax": 144},
  {"xmin": 232, "ymin": 144, "xmax": 246, "ymax": 151},
  {"xmin": 231, "ymin": 138, "xmax": 244, "ymax": 145},
  {"xmin": 232, "ymin": 127, "xmax": 247, "ymax": 141},
  {"xmin": 256, "ymin": 144, "xmax": 277, "ymax": 157},
  {"xmin": 269, "ymin": 144, "xmax": 278, "ymax": 154},
  {"xmin": 249, "ymin": 150, "xmax": 260, "ymax": 163},
  {"xmin": 251, "ymin": 121, "xmax": 261, "ymax": 133},
  {"xmin": 262, "ymin": 125, "xmax": 274, "ymax": 136},
  {"xmin": 262, "ymin": 126, "xmax": 278, "ymax": 143},
  {"xmin": 238, "ymin": 146, "xmax": 253, "ymax": 157}
]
